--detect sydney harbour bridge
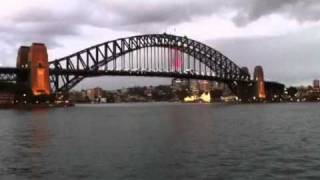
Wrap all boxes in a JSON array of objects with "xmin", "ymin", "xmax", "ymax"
[{"xmin": 0, "ymin": 33, "xmax": 284, "ymax": 102}]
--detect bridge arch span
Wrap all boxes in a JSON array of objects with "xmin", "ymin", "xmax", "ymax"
[{"xmin": 49, "ymin": 34, "xmax": 250, "ymax": 93}]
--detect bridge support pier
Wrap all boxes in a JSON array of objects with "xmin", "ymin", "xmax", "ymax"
[
  {"xmin": 227, "ymin": 81, "xmax": 254, "ymax": 102},
  {"xmin": 226, "ymin": 65, "xmax": 268, "ymax": 102},
  {"xmin": 16, "ymin": 43, "xmax": 51, "ymax": 97},
  {"xmin": 254, "ymin": 66, "xmax": 266, "ymax": 101}
]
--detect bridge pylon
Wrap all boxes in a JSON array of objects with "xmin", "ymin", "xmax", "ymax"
[
  {"xmin": 16, "ymin": 43, "xmax": 51, "ymax": 96},
  {"xmin": 16, "ymin": 46, "xmax": 30, "ymax": 83},
  {"xmin": 227, "ymin": 66, "xmax": 267, "ymax": 102},
  {"xmin": 253, "ymin": 66, "xmax": 266, "ymax": 101}
]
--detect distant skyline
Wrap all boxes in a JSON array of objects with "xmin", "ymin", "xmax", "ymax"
[{"xmin": 1, "ymin": 0, "xmax": 320, "ymax": 89}]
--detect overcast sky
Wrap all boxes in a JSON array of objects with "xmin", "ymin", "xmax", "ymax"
[{"xmin": 1, "ymin": 0, "xmax": 320, "ymax": 89}]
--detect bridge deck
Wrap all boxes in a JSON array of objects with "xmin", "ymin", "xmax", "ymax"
[{"xmin": 0, "ymin": 67, "xmax": 282, "ymax": 85}]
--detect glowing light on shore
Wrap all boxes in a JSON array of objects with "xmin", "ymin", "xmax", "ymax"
[
  {"xmin": 200, "ymin": 93, "xmax": 211, "ymax": 103},
  {"xmin": 184, "ymin": 95, "xmax": 198, "ymax": 102},
  {"xmin": 184, "ymin": 93, "xmax": 211, "ymax": 103}
]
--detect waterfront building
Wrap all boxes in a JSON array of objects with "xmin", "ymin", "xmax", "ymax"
[
  {"xmin": 86, "ymin": 87, "xmax": 104, "ymax": 101},
  {"xmin": 172, "ymin": 78, "xmax": 189, "ymax": 91},
  {"xmin": 198, "ymin": 80, "xmax": 212, "ymax": 93},
  {"xmin": 189, "ymin": 80, "xmax": 199, "ymax": 95}
]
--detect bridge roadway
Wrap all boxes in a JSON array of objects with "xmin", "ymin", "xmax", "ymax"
[
  {"xmin": 0, "ymin": 66, "xmax": 283, "ymax": 88},
  {"xmin": 0, "ymin": 67, "xmax": 250, "ymax": 84}
]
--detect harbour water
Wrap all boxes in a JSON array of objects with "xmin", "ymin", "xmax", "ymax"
[{"xmin": 1, "ymin": 103, "xmax": 320, "ymax": 179}]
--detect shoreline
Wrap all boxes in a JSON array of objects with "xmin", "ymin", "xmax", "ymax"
[
  {"xmin": 75, "ymin": 101, "xmax": 320, "ymax": 106},
  {"xmin": 0, "ymin": 102, "xmax": 74, "ymax": 109},
  {"xmin": 1, "ymin": 101, "xmax": 319, "ymax": 109}
]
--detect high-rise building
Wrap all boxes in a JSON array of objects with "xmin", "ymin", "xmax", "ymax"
[
  {"xmin": 172, "ymin": 78, "xmax": 189, "ymax": 91},
  {"xmin": 198, "ymin": 80, "xmax": 212, "ymax": 93},
  {"xmin": 86, "ymin": 87, "xmax": 104, "ymax": 101}
]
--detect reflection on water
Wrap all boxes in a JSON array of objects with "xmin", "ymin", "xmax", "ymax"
[
  {"xmin": 30, "ymin": 109, "xmax": 50, "ymax": 179},
  {"xmin": 1, "ymin": 103, "xmax": 320, "ymax": 179},
  {"xmin": 0, "ymin": 109, "xmax": 50, "ymax": 179}
]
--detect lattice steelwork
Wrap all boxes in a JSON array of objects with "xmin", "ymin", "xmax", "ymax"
[
  {"xmin": 0, "ymin": 68, "xmax": 19, "ymax": 82},
  {"xmin": 49, "ymin": 34, "xmax": 251, "ymax": 93}
]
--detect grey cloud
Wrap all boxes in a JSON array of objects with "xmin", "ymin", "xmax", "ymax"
[
  {"xmin": 0, "ymin": 0, "xmax": 218, "ymax": 50},
  {"xmin": 0, "ymin": 6, "xmax": 88, "ymax": 66},
  {"xmin": 0, "ymin": 6, "xmax": 87, "ymax": 49},
  {"xmin": 209, "ymin": 27, "xmax": 320, "ymax": 85},
  {"xmin": 92, "ymin": 0, "xmax": 320, "ymax": 30},
  {"xmin": 78, "ymin": 0, "xmax": 229, "ymax": 33},
  {"xmin": 0, "ymin": 23, "xmax": 77, "ymax": 48},
  {"xmin": 7, "ymin": 0, "xmax": 320, "ymax": 37},
  {"xmin": 100, "ymin": 1, "xmax": 223, "ymax": 25},
  {"xmin": 0, "ymin": 45, "xmax": 15, "ymax": 66},
  {"xmin": 233, "ymin": 0, "xmax": 320, "ymax": 26}
]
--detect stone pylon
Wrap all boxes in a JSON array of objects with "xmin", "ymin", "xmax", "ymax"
[
  {"xmin": 16, "ymin": 43, "xmax": 51, "ymax": 96},
  {"xmin": 253, "ymin": 66, "xmax": 266, "ymax": 100}
]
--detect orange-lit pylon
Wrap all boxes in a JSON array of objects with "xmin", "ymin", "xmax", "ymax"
[
  {"xmin": 253, "ymin": 66, "xmax": 266, "ymax": 99},
  {"xmin": 28, "ymin": 43, "xmax": 51, "ymax": 96},
  {"xmin": 17, "ymin": 43, "xmax": 51, "ymax": 96}
]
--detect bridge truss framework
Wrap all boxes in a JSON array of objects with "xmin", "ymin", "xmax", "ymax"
[{"xmin": 49, "ymin": 34, "xmax": 251, "ymax": 93}]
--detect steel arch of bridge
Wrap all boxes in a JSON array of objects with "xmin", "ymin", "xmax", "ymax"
[{"xmin": 49, "ymin": 34, "xmax": 250, "ymax": 93}]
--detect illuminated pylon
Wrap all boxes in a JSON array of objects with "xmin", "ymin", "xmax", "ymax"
[
  {"xmin": 28, "ymin": 43, "xmax": 51, "ymax": 96},
  {"xmin": 253, "ymin": 66, "xmax": 266, "ymax": 99},
  {"xmin": 17, "ymin": 43, "xmax": 51, "ymax": 96}
]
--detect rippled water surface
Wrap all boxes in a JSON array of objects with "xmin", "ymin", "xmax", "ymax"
[{"xmin": 1, "ymin": 103, "xmax": 320, "ymax": 179}]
